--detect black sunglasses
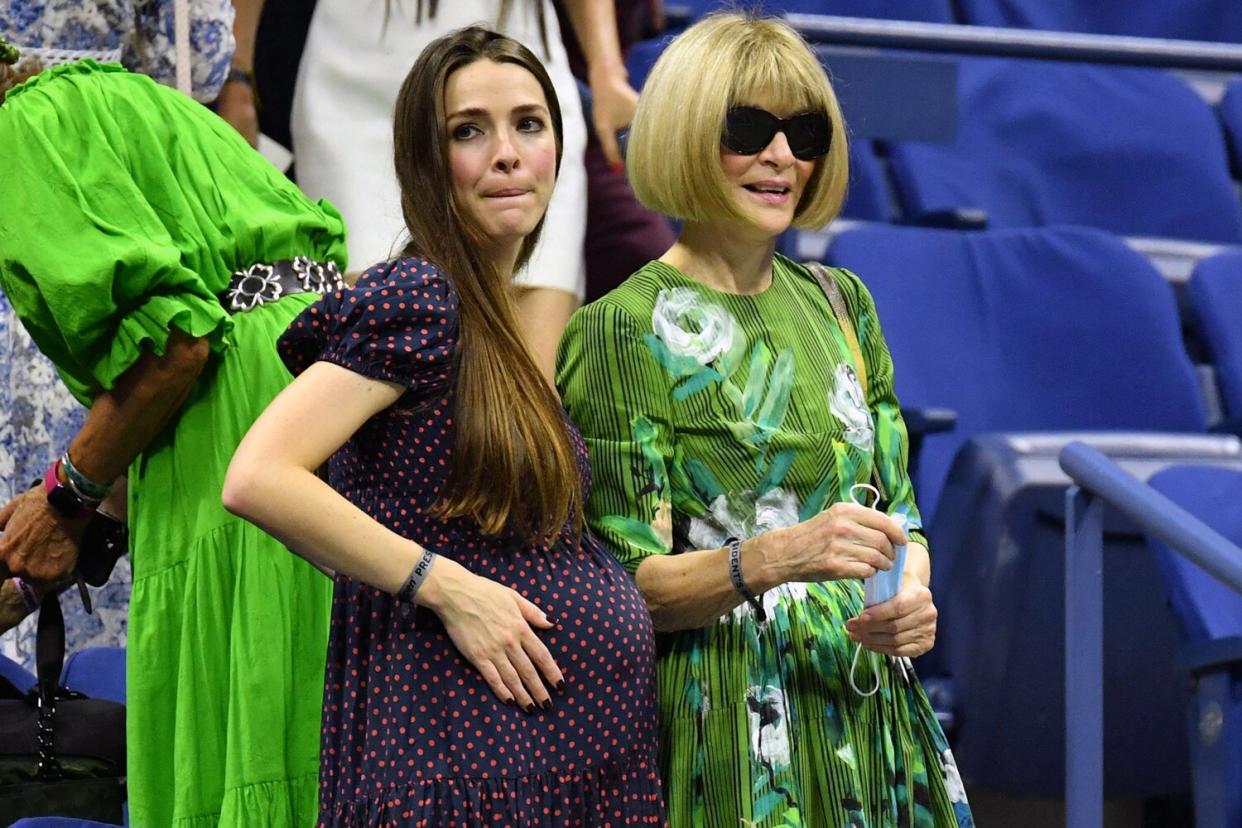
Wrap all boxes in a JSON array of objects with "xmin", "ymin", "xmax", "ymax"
[{"xmin": 722, "ymin": 107, "xmax": 832, "ymax": 161}]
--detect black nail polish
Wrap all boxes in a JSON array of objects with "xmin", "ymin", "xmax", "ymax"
[
  {"xmin": 540, "ymin": 699, "xmax": 552, "ymax": 711},
  {"xmin": 503, "ymin": 697, "xmax": 514, "ymax": 707},
  {"xmin": 555, "ymin": 680, "xmax": 565, "ymax": 692},
  {"xmin": 524, "ymin": 703, "xmax": 536, "ymax": 714}
]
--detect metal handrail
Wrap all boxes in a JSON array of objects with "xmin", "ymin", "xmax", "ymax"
[
  {"xmin": 1060, "ymin": 442, "xmax": 1242, "ymax": 593},
  {"xmin": 786, "ymin": 14, "xmax": 1242, "ymax": 72},
  {"xmin": 1058, "ymin": 441, "xmax": 1242, "ymax": 828}
]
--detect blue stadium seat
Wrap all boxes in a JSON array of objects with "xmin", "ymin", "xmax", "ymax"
[
  {"xmin": 957, "ymin": 0, "xmax": 1242, "ymax": 43},
  {"xmin": 841, "ymin": 140, "xmax": 890, "ymax": 221},
  {"xmin": 60, "ymin": 647, "xmax": 125, "ymax": 705},
  {"xmin": 825, "ymin": 223, "xmax": 1242, "ymax": 795},
  {"xmin": 1188, "ymin": 252, "xmax": 1242, "ymax": 421},
  {"xmin": 1145, "ymin": 465, "xmax": 1242, "ymax": 828},
  {"xmin": 826, "ymin": 223, "xmax": 1211, "ymax": 517},
  {"xmin": 886, "ymin": 58, "xmax": 1242, "ymax": 243},
  {"xmin": 0, "ymin": 652, "xmax": 36, "ymax": 693},
  {"xmin": 1221, "ymin": 79, "xmax": 1242, "ymax": 176}
]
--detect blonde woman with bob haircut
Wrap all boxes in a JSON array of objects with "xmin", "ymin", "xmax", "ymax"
[{"xmin": 558, "ymin": 13, "xmax": 974, "ymax": 827}]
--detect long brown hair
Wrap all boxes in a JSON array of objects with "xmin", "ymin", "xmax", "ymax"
[{"xmin": 393, "ymin": 26, "xmax": 580, "ymax": 541}]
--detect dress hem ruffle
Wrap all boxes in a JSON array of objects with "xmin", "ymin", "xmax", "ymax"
[{"xmin": 321, "ymin": 751, "xmax": 665, "ymax": 827}]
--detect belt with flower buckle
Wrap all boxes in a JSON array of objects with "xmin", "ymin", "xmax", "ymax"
[{"xmin": 221, "ymin": 257, "xmax": 345, "ymax": 313}]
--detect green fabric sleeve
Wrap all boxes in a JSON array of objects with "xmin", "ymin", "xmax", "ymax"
[
  {"xmin": 558, "ymin": 299, "xmax": 678, "ymax": 574},
  {"xmin": 831, "ymin": 266, "xmax": 930, "ymax": 550},
  {"xmin": 0, "ymin": 63, "xmax": 347, "ymax": 406}
]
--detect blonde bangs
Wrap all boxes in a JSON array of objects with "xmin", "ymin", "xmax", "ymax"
[{"xmin": 628, "ymin": 11, "xmax": 851, "ymax": 228}]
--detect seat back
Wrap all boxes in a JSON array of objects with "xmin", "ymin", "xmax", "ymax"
[
  {"xmin": 1220, "ymin": 78, "xmax": 1242, "ymax": 177},
  {"xmin": 1188, "ymin": 250, "xmax": 1242, "ymax": 419},
  {"xmin": 1146, "ymin": 465, "xmax": 1242, "ymax": 827},
  {"xmin": 887, "ymin": 58, "xmax": 1242, "ymax": 243},
  {"xmin": 60, "ymin": 647, "xmax": 126, "ymax": 706},
  {"xmin": 825, "ymin": 223, "xmax": 1208, "ymax": 517},
  {"xmin": 1146, "ymin": 466, "xmax": 1242, "ymax": 644}
]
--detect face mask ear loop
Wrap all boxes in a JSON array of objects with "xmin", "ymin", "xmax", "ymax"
[
  {"xmin": 849, "ymin": 641, "xmax": 881, "ymax": 697},
  {"xmin": 848, "ymin": 480, "xmax": 885, "ymax": 697}
]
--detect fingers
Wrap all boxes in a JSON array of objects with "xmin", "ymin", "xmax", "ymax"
[
  {"xmin": 826, "ymin": 502, "xmax": 908, "ymax": 547},
  {"xmin": 846, "ymin": 589, "xmax": 938, "ymax": 656},
  {"xmin": 494, "ymin": 633, "xmax": 560, "ymax": 712},
  {"xmin": 494, "ymin": 657, "xmax": 535, "ymax": 711},
  {"xmin": 516, "ymin": 593, "xmax": 553, "ymax": 629},
  {"xmin": 523, "ymin": 628, "xmax": 565, "ymax": 694}
]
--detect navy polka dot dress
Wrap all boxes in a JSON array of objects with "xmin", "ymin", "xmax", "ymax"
[{"xmin": 278, "ymin": 258, "xmax": 665, "ymax": 827}]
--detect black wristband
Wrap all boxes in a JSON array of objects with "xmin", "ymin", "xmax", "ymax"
[
  {"xmin": 726, "ymin": 537, "xmax": 766, "ymax": 622},
  {"xmin": 226, "ymin": 66, "xmax": 255, "ymax": 87}
]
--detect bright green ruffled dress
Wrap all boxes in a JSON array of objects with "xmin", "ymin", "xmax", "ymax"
[
  {"xmin": 0, "ymin": 63, "xmax": 347, "ymax": 826},
  {"xmin": 558, "ymin": 255, "xmax": 975, "ymax": 827}
]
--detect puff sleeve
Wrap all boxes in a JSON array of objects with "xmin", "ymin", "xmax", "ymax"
[{"xmin": 278, "ymin": 258, "xmax": 458, "ymax": 404}]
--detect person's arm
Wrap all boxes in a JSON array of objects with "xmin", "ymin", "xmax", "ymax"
[
  {"xmin": 633, "ymin": 502, "xmax": 904, "ymax": 631},
  {"xmin": 223, "ymin": 360, "xmax": 564, "ymax": 711},
  {"xmin": 0, "ymin": 330, "xmax": 210, "ymax": 584},
  {"xmin": 560, "ymin": 0, "xmax": 639, "ymax": 167},
  {"xmin": 216, "ymin": 0, "xmax": 265, "ymax": 146}
]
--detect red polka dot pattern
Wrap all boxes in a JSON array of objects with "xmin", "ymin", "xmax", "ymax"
[{"xmin": 279, "ymin": 258, "xmax": 666, "ymax": 827}]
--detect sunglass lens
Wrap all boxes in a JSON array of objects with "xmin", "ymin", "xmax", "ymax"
[
  {"xmin": 723, "ymin": 107, "xmax": 778, "ymax": 155},
  {"xmin": 787, "ymin": 113, "xmax": 832, "ymax": 160}
]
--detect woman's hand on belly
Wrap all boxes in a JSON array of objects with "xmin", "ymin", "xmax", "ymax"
[{"xmin": 420, "ymin": 556, "xmax": 565, "ymax": 713}]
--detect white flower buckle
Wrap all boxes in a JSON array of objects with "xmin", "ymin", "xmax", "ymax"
[
  {"xmin": 226, "ymin": 263, "xmax": 283, "ymax": 312},
  {"xmin": 292, "ymin": 256, "xmax": 344, "ymax": 293}
]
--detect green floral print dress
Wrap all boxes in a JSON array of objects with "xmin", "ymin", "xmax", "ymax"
[{"xmin": 557, "ymin": 254, "xmax": 974, "ymax": 828}]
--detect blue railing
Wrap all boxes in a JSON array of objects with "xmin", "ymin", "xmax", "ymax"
[
  {"xmin": 1058, "ymin": 442, "xmax": 1242, "ymax": 828},
  {"xmin": 662, "ymin": 7, "xmax": 1242, "ymax": 71},
  {"xmin": 790, "ymin": 14, "xmax": 1242, "ymax": 72}
]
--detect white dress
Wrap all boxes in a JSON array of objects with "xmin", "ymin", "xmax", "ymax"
[{"xmin": 292, "ymin": 0, "xmax": 588, "ymax": 297}]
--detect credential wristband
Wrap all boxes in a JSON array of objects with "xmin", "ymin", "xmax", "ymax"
[
  {"xmin": 726, "ymin": 537, "xmax": 766, "ymax": 622},
  {"xmin": 395, "ymin": 547, "xmax": 438, "ymax": 605}
]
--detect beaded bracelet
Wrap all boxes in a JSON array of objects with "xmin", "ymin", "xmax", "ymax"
[
  {"xmin": 726, "ymin": 537, "xmax": 766, "ymax": 622},
  {"xmin": 395, "ymin": 547, "xmax": 438, "ymax": 605}
]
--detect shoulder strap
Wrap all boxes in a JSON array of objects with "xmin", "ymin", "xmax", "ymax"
[
  {"xmin": 804, "ymin": 261, "xmax": 887, "ymax": 502},
  {"xmin": 804, "ymin": 262, "xmax": 869, "ymax": 396}
]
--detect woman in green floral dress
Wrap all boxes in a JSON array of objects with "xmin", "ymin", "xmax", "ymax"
[{"xmin": 557, "ymin": 13, "xmax": 974, "ymax": 828}]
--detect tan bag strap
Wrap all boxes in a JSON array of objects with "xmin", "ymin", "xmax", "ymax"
[
  {"xmin": 805, "ymin": 261, "xmax": 886, "ymax": 501},
  {"xmin": 805, "ymin": 262, "xmax": 869, "ymax": 396}
]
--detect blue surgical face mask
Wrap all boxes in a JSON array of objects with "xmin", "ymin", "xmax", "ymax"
[
  {"xmin": 847, "ymin": 484, "xmax": 909, "ymax": 697},
  {"xmin": 864, "ymin": 512, "xmax": 907, "ymax": 607}
]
